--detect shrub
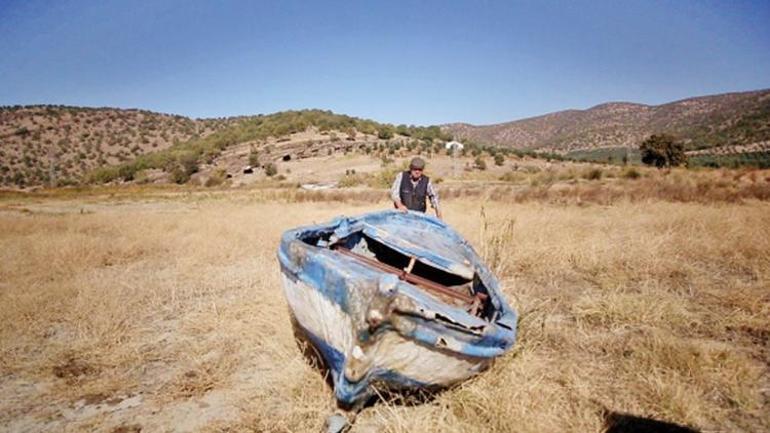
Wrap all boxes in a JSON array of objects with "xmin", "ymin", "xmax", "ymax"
[
  {"xmin": 204, "ymin": 169, "xmax": 227, "ymax": 187},
  {"xmin": 170, "ymin": 166, "xmax": 190, "ymax": 184},
  {"xmin": 640, "ymin": 134, "xmax": 687, "ymax": 168},
  {"xmin": 499, "ymin": 171, "xmax": 523, "ymax": 183},
  {"xmin": 583, "ymin": 168, "xmax": 603, "ymax": 181},
  {"xmin": 494, "ymin": 154, "xmax": 505, "ymax": 166},
  {"xmin": 177, "ymin": 152, "xmax": 199, "ymax": 176},
  {"xmin": 474, "ymin": 157, "xmax": 487, "ymax": 170},
  {"xmin": 622, "ymin": 167, "xmax": 641, "ymax": 179},
  {"xmin": 368, "ymin": 166, "xmax": 402, "ymax": 188},
  {"xmin": 248, "ymin": 150, "xmax": 260, "ymax": 167},
  {"xmin": 339, "ymin": 173, "xmax": 367, "ymax": 188},
  {"xmin": 264, "ymin": 163, "xmax": 278, "ymax": 177},
  {"xmin": 117, "ymin": 164, "xmax": 137, "ymax": 182},
  {"xmin": 377, "ymin": 128, "xmax": 394, "ymax": 139}
]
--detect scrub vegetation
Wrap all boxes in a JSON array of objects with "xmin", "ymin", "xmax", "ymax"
[
  {"xmin": 444, "ymin": 88, "xmax": 770, "ymax": 152},
  {"xmin": 1, "ymin": 171, "xmax": 768, "ymax": 432},
  {"xmin": 76, "ymin": 110, "xmax": 449, "ymax": 186}
]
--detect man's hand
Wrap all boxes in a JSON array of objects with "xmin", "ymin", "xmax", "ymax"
[
  {"xmin": 435, "ymin": 210, "xmax": 442, "ymax": 220},
  {"xmin": 394, "ymin": 201, "xmax": 408, "ymax": 212}
]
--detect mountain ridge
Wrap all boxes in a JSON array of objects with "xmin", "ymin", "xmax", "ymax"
[
  {"xmin": 2, "ymin": 88, "xmax": 770, "ymax": 188},
  {"xmin": 442, "ymin": 88, "xmax": 770, "ymax": 153}
]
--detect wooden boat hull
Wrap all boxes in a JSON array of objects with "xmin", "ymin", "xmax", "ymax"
[{"xmin": 278, "ymin": 210, "xmax": 517, "ymax": 406}]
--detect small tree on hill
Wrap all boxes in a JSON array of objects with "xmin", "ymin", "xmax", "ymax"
[
  {"xmin": 494, "ymin": 153, "xmax": 505, "ymax": 166},
  {"xmin": 640, "ymin": 134, "xmax": 686, "ymax": 168}
]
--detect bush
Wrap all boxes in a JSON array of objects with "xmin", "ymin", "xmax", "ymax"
[
  {"xmin": 622, "ymin": 167, "xmax": 641, "ymax": 179},
  {"xmin": 204, "ymin": 169, "xmax": 227, "ymax": 187},
  {"xmin": 640, "ymin": 134, "xmax": 687, "ymax": 168},
  {"xmin": 338, "ymin": 173, "xmax": 367, "ymax": 188},
  {"xmin": 499, "ymin": 171, "xmax": 524, "ymax": 183},
  {"xmin": 494, "ymin": 154, "xmax": 505, "ymax": 166},
  {"xmin": 583, "ymin": 168, "xmax": 603, "ymax": 181},
  {"xmin": 177, "ymin": 152, "xmax": 199, "ymax": 176},
  {"xmin": 170, "ymin": 166, "xmax": 190, "ymax": 184},
  {"xmin": 368, "ymin": 167, "xmax": 401, "ymax": 188},
  {"xmin": 474, "ymin": 157, "xmax": 487, "ymax": 170},
  {"xmin": 117, "ymin": 165, "xmax": 137, "ymax": 182},
  {"xmin": 377, "ymin": 128, "xmax": 394, "ymax": 139},
  {"xmin": 248, "ymin": 150, "xmax": 260, "ymax": 167},
  {"xmin": 264, "ymin": 163, "xmax": 278, "ymax": 177}
]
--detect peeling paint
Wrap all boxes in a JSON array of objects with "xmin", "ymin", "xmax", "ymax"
[{"xmin": 278, "ymin": 210, "xmax": 518, "ymax": 406}]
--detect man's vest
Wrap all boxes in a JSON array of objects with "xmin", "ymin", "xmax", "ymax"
[{"xmin": 399, "ymin": 171, "xmax": 429, "ymax": 212}]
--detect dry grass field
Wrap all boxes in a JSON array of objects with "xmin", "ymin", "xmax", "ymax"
[{"xmin": 1, "ymin": 177, "xmax": 768, "ymax": 432}]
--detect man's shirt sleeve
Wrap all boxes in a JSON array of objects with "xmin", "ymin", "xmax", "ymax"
[
  {"xmin": 390, "ymin": 172, "xmax": 402, "ymax": 202},
  {"xmin": 427, "ymin": 180, "xmax": 440, "ymax": 211}
]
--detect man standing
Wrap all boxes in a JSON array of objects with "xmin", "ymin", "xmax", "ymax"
[{"xmin": 391, "ymin": 157, "xmax": 442, "ymax": 219}]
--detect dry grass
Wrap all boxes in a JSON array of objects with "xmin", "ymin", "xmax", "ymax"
[{"xmin": 0, "ymin": 187, "xmax": 768, "ymax": 432}]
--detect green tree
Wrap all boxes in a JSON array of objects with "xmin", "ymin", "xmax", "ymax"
[
  {"xmin": 494, "ymin": 154, "xmax": 505, "ymax": 166},
  {"xmin": 640, "ymin": 134, "xmax": 686, "ymax": 168}
]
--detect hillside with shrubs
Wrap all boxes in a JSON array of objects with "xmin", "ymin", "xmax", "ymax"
[
  {"xmin": 84, "ymin": 109, "xmax": 453, "ymax": 186},
  {"xmin": 444, "ymin": 89, "xmax": 770, "ymax": 157},
  {"xmin": 3, "ymin": 89, "xmax": 770, "ymax": 189},
  {"xmin": 0, "ymin": 106, "xmax": 236, "ymax": 187},
  {"xmin": 0, "ymin": 106, "xmax": 455, "ymax": 188}
]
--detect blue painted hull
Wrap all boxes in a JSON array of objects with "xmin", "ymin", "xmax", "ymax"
[{"xmin": 278, "ymin": 210, "xmax": 517, "ymax": 406}]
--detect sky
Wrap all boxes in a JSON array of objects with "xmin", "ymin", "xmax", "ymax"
[{"xmin": 1, "ymin": 0, "xmax": 769, "ymax": 125}]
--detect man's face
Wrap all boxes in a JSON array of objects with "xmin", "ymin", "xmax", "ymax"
[{"xmin": 410, "ymin": 167, "xmax": 423, "ymax": 179}]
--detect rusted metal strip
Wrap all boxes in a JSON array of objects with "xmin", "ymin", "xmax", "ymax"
[{"xmin": 333, "ymin": 246, "xmax": 483, "ymax": 305}]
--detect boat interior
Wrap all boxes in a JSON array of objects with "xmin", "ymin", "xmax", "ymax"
[{"xmin": 301, "ymin": 229, "xmax": 494, "ymax": 319}]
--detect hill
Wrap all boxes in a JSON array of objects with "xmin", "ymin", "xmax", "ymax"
[
  {"xmin": 84, "ymin": 109, "xmax": 450, "ymax": 186},
  {"xmin": 0, "ymin": 107, "xmax": 451, "ymax": 188},
  {"xmin": 443, "ymin": 89, "xmax": 770, "ymax": 154},
  {"xmin": 0, "ymin": 106, "xmax": 236, "ymax": 187},
  {"xmin": 3, "ymin": 88, "xmax": 770, "ymax": 189}
]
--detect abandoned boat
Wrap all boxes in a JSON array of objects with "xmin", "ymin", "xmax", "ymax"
[{"xmin": 278, "ymin": 210, "xmax": 517, "ymax": 406}]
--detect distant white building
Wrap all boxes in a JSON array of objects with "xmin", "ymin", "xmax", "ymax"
[{"xmin": 445, "ymin": 140, "xmax": 464, "ymax": 151}]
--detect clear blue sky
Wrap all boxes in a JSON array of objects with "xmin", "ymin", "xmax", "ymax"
[{"xmin": 1, "ymin": 0, "xmax": 769, "ymax": 125}]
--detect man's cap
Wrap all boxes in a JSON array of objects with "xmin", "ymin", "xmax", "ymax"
[{"xmin": 409, "ymin": 157, "xmax": 426, "ymax": 170}]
